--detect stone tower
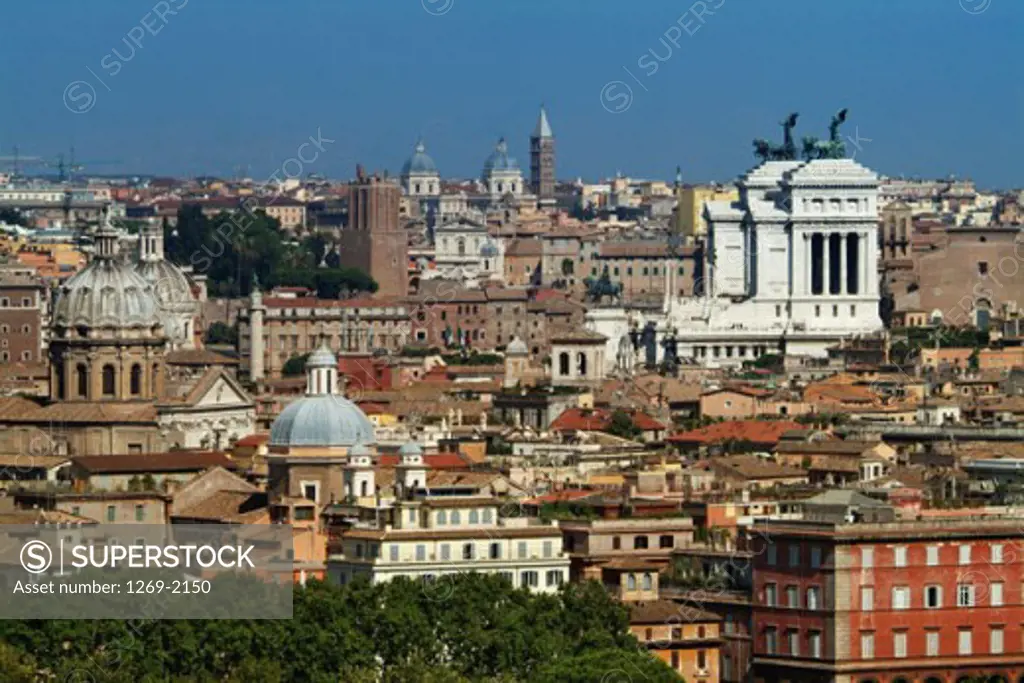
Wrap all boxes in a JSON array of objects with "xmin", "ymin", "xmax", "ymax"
[
  {"xmin": 340, "ymin": 166, "xmax": 408, "ymax": 298},
  {"xmin": 530, "ymin": 106, "xmax": 556, "ymax": 208},
  {"xmin": 248, "ymin": 277, "xmax": 266, "ymax": 383}
]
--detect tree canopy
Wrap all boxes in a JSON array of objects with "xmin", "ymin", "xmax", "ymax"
[
  {"xmin": 0, "ymin": 575, "xmax": 678, "ymax": 682},
  {"xmin": 282, "ymin": 353, "xmax": 310, "ymax": 377},
  {"xmin": 165, "ymin": 205, "xmax": 377, "ymax": 298}
]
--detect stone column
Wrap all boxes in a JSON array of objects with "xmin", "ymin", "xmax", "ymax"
[
  {"xmin": 839, "ymin": 233, "xmax": 847, "ymax": 295},
  {"xmin": 804, "ymin": 233, "xmax": 812, "ymax": 296},
  {"xmin": 822, "ymin": 233, "xmax": 830, "ymax": 296}
]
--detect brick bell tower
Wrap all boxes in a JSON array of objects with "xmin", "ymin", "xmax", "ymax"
[{"xmin": 530, "ymin": 105, "xmax": 556, "ymax": 208}]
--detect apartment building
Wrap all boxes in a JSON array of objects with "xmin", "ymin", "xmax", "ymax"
[{"xmin": 750, "ymin": 515, "xmax": 1024, "ymax": 683}]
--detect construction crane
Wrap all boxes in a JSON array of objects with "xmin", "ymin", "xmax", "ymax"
[
  {"xmin": 45, "ymin": 147, "xmax": 123, "ymax": 182},
  {"xmin": 0, "ymin": 146, "xmax": 44, "ymax": 179}
]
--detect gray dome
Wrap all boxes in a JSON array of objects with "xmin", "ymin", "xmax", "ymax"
[
  {"xmin": 480, "ymin": 242, "xmax": 499, "ymax": 258},
  {"xmin": 269, "ymin": 394, "xmax": 376, "ymax": 447},
  {"xmin": 506, "ymin": 337, "xmax": 528, "ymax": 355},
  {"xmin": 350, "ymin": 443, "xmax": 372, "ymax": 457},
  {"xmin": 54, "ymin": 256, "xmax": 161, "ymax": 330},
  {"xmin": 484, "ymin": 138, "xmax": 518, "ymax": 173},
  {"xmin": 307, "ymin": 344, "xmax": 337, "ymax": 368},
  {"xmin": 401, "ymin": 140, "xmax": 438, "ymax": 176},
  {"xmin": 135, "ymin": 259, "xmax": 195, "ymax": 314},
  {"xmin": 399, "ymin": 441, "xmax": 423, "ymax": 456}
]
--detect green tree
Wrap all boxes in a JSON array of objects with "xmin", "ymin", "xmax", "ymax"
[
  {"xmin": 607, "ymin": 410, "xmax": 641, "ymax": 440},
  {"xmin": 282, "ymin": 353, "xmax": 310, "ymax": 377},
  {"xmin": 533, "ymin": 648, "xmax": 678, "ymax": 683},
  {"xmin": 204, "ymin": 321, "xmax": 236, "ymax": 345}
]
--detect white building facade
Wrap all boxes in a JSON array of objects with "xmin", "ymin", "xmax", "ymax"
[
  {"xmin": 589, "ymin": 158, "xmax": 884, "ymax": 369},
  {"xmin": 327, "ymin": 498, "xmax": 570, "ymax": 593}
]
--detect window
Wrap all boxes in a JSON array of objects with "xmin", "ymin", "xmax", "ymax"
[
  {"xmin": 489, "ymin": 542, "xmax": 501, "ymax": 559},
  {"xmin": 546, "ymin": 570, "xmax": 563, "ymax": 587},
  {"xmin": 767, "ymin": 544, "xmax": 777, "ymax": 566},
  {"xmin": 642, "ymin": 573, "xmax": 653, "ymax": 590},
  {"xmin": 520, "ymin": 571, "xmax": 538, "ymax": 588},
  {"xmin": 862, "ymin": 547, "xmax": 874, "ymax": 568},
  {"xmin": 925, "ymin": 585, "xmax": 942, "ymax": 608},
  {"xmin": 992, "ymin": 544, "xmax": 1004, "ymax": 564},
  {"xmin": 810, "ymin": 546, "xmax": 821, "ymax": 569},
  {"xmin": 861, "ymin": 586, "xmax": 874, "ymax": 611},
  {"xmin": 468, "ymin": 510, "xmax": 479, "ymax": 524},
  {"xmin": 979, "ymin": 261, "xmax": 989, "ymax": 275},
  {"xmin": 990, "ymin": 626, "xmax": 1004, "ymax": 654},
  {"xmin": 134, "ymin": 505, "xmax": 145, "ymax": 522},
  {"xmin": 787, "ymin": 629, "xmax": 799, "ymax": 656},
  {"xmin": 437, "ymin": 510, "xmax": 447, "ymax": 525},
  {"xmin": 102, "ymin": 364, "xmax": 116, "ymax": 396},
  {"xmin": 408, "ymin": 509, "xmax": 417, "ymax": 524},
  {"xmin": 786, "ymin": 585, "xmax": 798, "ymax": 608},
  {"xmin": 991, "ymin": 581, "xmax": 1004, "ymax": 606},
  {"xmin": 788, "ymin": 545, "xmax": 800, "ymax": 567},
  {"xmin": 926, "ymin": 545, "xmax": 939, "ymax": 566},
  {"xmin": 301, "ymin": 482, "xmax": 318, "ymax": 503},
  {"xmin": 893, "ymin": 631, "xmax": 907, "ymax": 658},
  {"xmin": 543, "ymin": 540, "xmax": 553, "ymax": 558},
  {"xmin": 517, "ymin": 541, "xmax": 527, "ymax": 558},
  {"xmin": 77, "ymin": 364, "xmax": 88, "ymax": 398},
  {"xmin": 672, "ymin": 627, "xmax": 682, "ymax": 640},
  {"xmin": 440, "ymin": 544, "xmax": 450, "ymax": 561},
  {"xmin": 891, "ymin": 586, "xmax": 910, "ymax": 610},
  {"xmin": 860, "ymin": 632, "xmax": 874, "ymax": 659},
  {"xmin": 627, "ymin": 574, "xmax": 637, "ymax": 590},
  {"xmin": 958, "ymin": 628, "xmax": 972, "ymax": 656},
  {"xmin": 451, "ymin": 510, "xmax": 461, "ymax": 524},
  {"xmin": 671, "ymin": 651, "xmax": 680, "ymax": 670},
  {"xmin": 926, "ymin": 630, "xmax": 939, "ymax": 656},
  {"xmin": 894, "ymin": 546, "xmax": 907, "ymax": 567},
  {"xmin": 106, "ymin": 505, "xmax": 116, "ymax": 522},
  {"xmin": 659, "ymin": 535, "xmax": 674, "ymax": 549},
  {"xmin": 765, "ymin": 628, "xmax": 778, "ymax": 654},
  {"xmin": 415, "ymin": 544, "xmax": 426, "ymax": 561},
  {"xmin": 809, "ymin": 631, "xmax": 822, "ymax": 658},
  {"xmin": 807, "ymin": 586, "xmax": 821, "ymax": 610},
  {"xmin": 462, "ymin": 543, "xmax": 474, "ymax": 560},
  {"xmin": 957, "ymin": 583, "xmax": 975, "ymax": 607},
  {"xmin": 815, "ymin": 304, "xmax": 821, "ymax": 317},
  {"xmin": 765, "ymin": 583, "xmax": 777, "ymax": 606},
  {"xmin": 633, "ymin": 536, "xmax": 648, "ymax": 550},
  {"xmin": 959, "ymin": 544, "xmax": 971, "ymax": 565},
  {"xmin": 130, "ymin": 364, "xmax": 142, "ymax": 396},
  {"xmin": 611, "ymin": 536, "xmax": 621, "ymax": 550},
  {"xmin": 390, "ymin": 545, "xmax": 399, "ymax": 561}
]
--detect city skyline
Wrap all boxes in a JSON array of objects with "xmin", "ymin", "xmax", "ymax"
[{"xmin": 0, "ymin": 0, "xmax": 1020, "ymax": 188}]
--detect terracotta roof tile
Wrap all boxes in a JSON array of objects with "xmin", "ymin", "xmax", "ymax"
[{"xmin": 667, "ymin": 420, "xmax": 804, "ymax": 446}]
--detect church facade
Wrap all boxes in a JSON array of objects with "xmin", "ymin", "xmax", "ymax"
[{"xmin": 588, "ymin": 156, "xmax": 884, "ymax": 370}]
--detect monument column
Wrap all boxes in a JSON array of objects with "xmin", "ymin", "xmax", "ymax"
[
  {"xmin": 822, "ymin": 232, "xmax": 830, "ymax": 296},
  {"xmin": 839, "ymin": 233, "xmax": 847, "ymax": 295},
  {"xmin": 805, "ymin": 233, "xmax": 812, "ymax": 296}
]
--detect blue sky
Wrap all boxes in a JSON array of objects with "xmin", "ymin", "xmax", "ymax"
[{"xmin": 2, "ymin": 0, "xmax": 1020, "ymax": 188}]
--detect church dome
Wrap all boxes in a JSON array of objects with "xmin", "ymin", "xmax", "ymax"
[
  {"xmin": 401, "ymin": 140, "xmax": 438, "ymax": 176},
  {"xmin": 135, "ymin": 259, "xmax": 195, "ymax": 314},
  {"xmin": 506, "ymin": 336, "xmax": 528, "ymax": 355},
  {"xmin": 269, "ymin": 395, "xmax": 377, "ymax": 448},
  {"xmin": 53, "ymin": 223, "xmax": 161, "ymax": 332},
  {"xmin": 484, "ymin": 138, "xmax": 518, "ymax": 173},
  {"xmin": 268, "ymin": 341, "xmax": 376, "ymax": 448}
]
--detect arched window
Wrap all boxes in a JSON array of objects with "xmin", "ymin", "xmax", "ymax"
[
  {"xmin": 558, "ymin": 352, "xmax": 570, "ymax": 376},
  {"xmin": 451, "ymin": 510, "xmax": 461, "ymax": 524},
  {"xmin": 130, "ymin": 364, "xmax": 142, "ymax": 396},
  {"xmin": 457, "ymin": 238, "xmax": 466, "ymax": 256},
  {"xmin": 469, "ymin": 510, "xmax": 479, "ymax": 524},
  {"xmin": 437, "ymin": 510, "xmax": 447, "ymax": 525},
  {"xmin": 57, "ymin": 365, "xmax": 66, "ymax": 400},
  {"xmin": 576, "ymin": 352, "xmax": 588, "ymax": 376},
  {"xmin": 360, "ymin": 480, "xmax": 368, "ymax": 497},
  {"xmin": 642, "ymin": 573, "xmax": 653, "ymax": 590},
  {"xmin": 627, "ymin": 574, "xmax": 637, "ymax": 590},
  {"xmin": 102, "ymin": 365, "xmax": 116, "ymax": 396},
  {"xmin": 77, "ymin": 364, "xmax": 88, "ymax": 398}
]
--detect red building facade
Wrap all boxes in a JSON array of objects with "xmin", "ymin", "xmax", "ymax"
[{"xmin": 751, "ymin": 518, "xmax": 1024, "ymax": 683}]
